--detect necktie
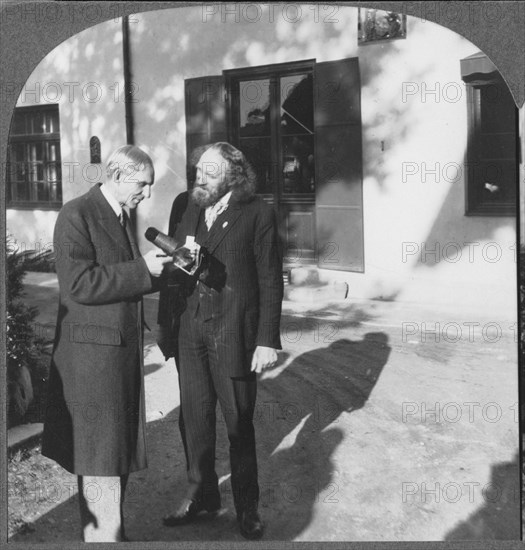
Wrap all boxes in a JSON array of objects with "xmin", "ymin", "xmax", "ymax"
[
  {"xmin": 205, "ymin": 201, "xmax": 229, "ymax": 230},
  {"xmin": 120, "ymin": 210, "xmax": 139, "ymax": 259}
]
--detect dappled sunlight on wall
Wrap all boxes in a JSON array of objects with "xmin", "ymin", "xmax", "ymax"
[
  {"xmin": 6, "ymin": 4, "xmax": 516, "ymax": 312},
  {"xmin": 15, "ymin": 18, "xmax": 127, "ymax": 188},
  {"xmin": 125, "ymin": 5, "xmax": 517, "ymax": 309},
  {"xmin": 353, "ymin": 17, "xmax": 515, "ymax": 308},
  {"xmin": 8, "ymin": 18, "xmax": 128, "ymax": 245},
  {"xmin": 128, "ymin": 5, "xmax": 362, "ymax": 245}
]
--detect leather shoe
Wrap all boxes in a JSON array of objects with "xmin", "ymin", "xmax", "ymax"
[
  {"xmin": 238, "ymin": 509, "xmax": 264, "ymax": 540},
  {"xmin": 163, "ymin": 498, "xmax": 220, "ymax": 526}
]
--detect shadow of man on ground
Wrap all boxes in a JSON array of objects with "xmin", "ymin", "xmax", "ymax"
[
  {"xmin": 256, "ymin": 332, "xmax": 391, "ymax": 539},
  {"xmin": 9, "ymin": 333, "xmax": 391, "ymax": 542}
]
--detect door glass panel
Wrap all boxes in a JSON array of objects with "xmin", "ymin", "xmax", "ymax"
[
  {"xmin": 240, "ymin": 137, "xmax": 273, "ymax": 194},
  {"xmin": 282, "ymin": 135, "xmax": 315, "ymax": 194},
  {"xmin": 280, "ymin": 74, "xmax": 313, "ymax": 135},
  {"xmin": 239, "ymin": 79, "xmax": 270, "ymax": 137}
]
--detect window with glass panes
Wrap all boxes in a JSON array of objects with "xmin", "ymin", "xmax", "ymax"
[
  {"xmin": 7, "ymin": 105, "xmax": 62, "ymax": 208},
  {"xmin": 186, "ymin": 57, "xmax": 364, "ymax": 271},
  {"xmin": 226, "ymin": 60, "xmax": 315, "ymax": 198}
]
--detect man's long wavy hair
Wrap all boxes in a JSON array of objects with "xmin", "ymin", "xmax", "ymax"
[{"xmin": 189, "ymin": 142, "xmax": 257, "ymax": 203}]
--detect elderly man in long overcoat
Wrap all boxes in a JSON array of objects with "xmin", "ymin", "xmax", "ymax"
[{"xmin": 42, "ymin": 145, "xmax": 170, "ymax": 542}]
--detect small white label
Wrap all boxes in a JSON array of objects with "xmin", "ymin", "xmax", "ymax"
[{"xmin": 185, "ymin": 235, "xmax": 195, "ymax": 247}]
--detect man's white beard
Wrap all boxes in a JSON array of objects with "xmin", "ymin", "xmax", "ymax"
[{"xmin": 191, "ymin": 181, "xmax": 229, "ymax": 208}]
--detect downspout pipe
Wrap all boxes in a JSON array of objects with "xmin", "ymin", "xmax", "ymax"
[{"xmin": 122, "ymin": 15, "xmax": 134, "ymax": 145}]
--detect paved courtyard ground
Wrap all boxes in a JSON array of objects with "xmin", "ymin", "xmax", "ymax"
[{"xmin": 9, "ymin": 272, "xmax": 520, "ymax": 542}]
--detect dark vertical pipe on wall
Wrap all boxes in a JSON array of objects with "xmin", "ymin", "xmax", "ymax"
[
  {"xmin": 122, "ymin": 15, "xmax": 137, "ymax": 232},
  {"xmin": 122, "ymin": 15, "xmax": 134, "ymax": 145}
]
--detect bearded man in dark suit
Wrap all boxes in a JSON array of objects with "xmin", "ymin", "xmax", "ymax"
[
  {"xmin": 158, "ymin": 142, "xmax": 283, "ymax": 540},
  {"xmin": 42, "ymin": 145, "xmax": 171, "ymax": 542}
]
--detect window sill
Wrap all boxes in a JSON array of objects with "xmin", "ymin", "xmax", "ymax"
[
  {"xmin": 7, "ymin": 203, "xmax": 62, "ymax": 211},
  {"xmin": 465, "ymin": 207, "xmax": 516, "ymax": 217}
]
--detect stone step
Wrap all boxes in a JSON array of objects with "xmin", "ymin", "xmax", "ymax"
[{"xmin": 8, "ymin": 423, "xmax": 43, "ymax": 454}]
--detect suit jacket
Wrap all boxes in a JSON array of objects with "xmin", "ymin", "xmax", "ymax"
[
  {"xmin": 157, "ymin": 191, "xmax": 283, "ymax": 377},
  {"xmin": 42, "ymin": 183, "xmax": 154, "ymax": 475}
]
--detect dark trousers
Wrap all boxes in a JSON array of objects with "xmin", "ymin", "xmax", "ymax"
[{"xmin": 178, "ymin": 310, "xmax": 259, "ymax": 514}]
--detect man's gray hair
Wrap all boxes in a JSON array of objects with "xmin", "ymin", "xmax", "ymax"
[{"xmin": 106, "ymin": 145, "xmax": 154, "ymax": 179}]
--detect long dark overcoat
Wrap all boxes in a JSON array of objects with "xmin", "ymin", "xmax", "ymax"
[{"xmin": 42, "ymin": 183, "xmax": 154, "ymax": 475}]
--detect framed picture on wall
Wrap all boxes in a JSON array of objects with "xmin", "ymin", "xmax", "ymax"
[{"xmin": 358, "ymin": 9, "xmax": 407, "ymax": 44}]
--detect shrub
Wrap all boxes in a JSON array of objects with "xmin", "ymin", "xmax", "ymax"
[
  {"xmin": 518, "ymin": 250, "xmax": 525, "ymax": 426},
  {"xmin": 6, "ymin": 235, "xmax": 46, "ymax": 427}
]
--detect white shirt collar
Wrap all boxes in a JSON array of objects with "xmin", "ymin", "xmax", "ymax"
[
  {"xmin": 206, "ymin": 191, "xmax": 232, "ymax": 213},
  {"xmin": 100, "ymin": 184, "xmax": 123, "ymax": 218}
]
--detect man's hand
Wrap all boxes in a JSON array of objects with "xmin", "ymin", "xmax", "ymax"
[
  {"xmin": 143, "ymin": 250, "xmax": 172, "ymax": 277},
  {"xmin": 251, "ymin": 346, "xmax": 278, "ymax": 373}
]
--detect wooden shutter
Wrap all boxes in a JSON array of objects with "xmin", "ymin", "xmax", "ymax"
[
  {"xmin": 185, "ymin": 76, "xmax": 227, "ymax": 181},
  {"xmin": 314, "ymin": 58, "xmax": 364, "ymax": 272}
]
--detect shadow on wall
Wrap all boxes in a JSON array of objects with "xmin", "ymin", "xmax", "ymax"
[
  {"xmin": 413, "ymin": 172, "xmax": 515, "ymax": 270},
  {"xmin": 7, "ymin": 18, "xmax": 131, "ymax": 245},
  {"xmin": 359, "ymin": 41, "xmax": 436, "ymax": 190}
]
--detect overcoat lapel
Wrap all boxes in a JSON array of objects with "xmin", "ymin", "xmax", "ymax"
[{"xmin": 88, "ymin": 184, "xmax": 133, "ymax": 257}]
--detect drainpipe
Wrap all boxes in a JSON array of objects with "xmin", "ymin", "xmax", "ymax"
[
  {"xmin": 122, "ymin": 15, "xmax": 134, "ymax": 145},
  {"xmin": 121, "ymin": 15, "xmax": 139, "ymax": 235}
]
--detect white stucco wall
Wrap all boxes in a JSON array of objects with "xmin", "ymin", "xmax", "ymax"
[
  {"xmin": 7, "ymin": 18, "xmax": 127, "ymax": 251},
  {"xmin": 6, "ymin": 5, "xmax": 517, "ymax": 314},
  {"xmin": 127, "ymin": 5, "xmax": 516, "ymax": 313}
]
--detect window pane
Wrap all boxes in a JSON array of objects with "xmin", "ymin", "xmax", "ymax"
[
  {"xmin": 14, "ymin": 161, "xmax": 26, "ymax": 181},
  {"xmin": 46, "ymin": 163, "xmax": 58, "ymax": 182},
  {"xmin": 282, "ymin": 135, "xmax": 315, "ymax": 194},
  {"xmin": 43, "ymin": 110, "xmax": 59, "ymax": 133},
  {"xmin": 28, "ymin": 143, "xmax": 43, "ymax": 161},
  {"xmin": 239, "ymin": 79, "xmax": 270, "ymax": 137},
  {"xmin": 280, "ymin": 74, "xmax": 313, "ymax": 135},
  {"xmin": 37, "ymin": 181, "xmax": 49, "ymax": 202},
  {"xmin": 49, "ymin": 181, "xmax": 59, "ymax": 202},
  {"xmin": 480, "ymin": 133, "xmax": 516, "ymax": 160},
  {"xmin": 11, "ymin": 142, "xmax": 25, "ymax": 161},
  {"xmin": 26, "ymin": 162, "xmax": 40, "ymax": 182},
  {"xmin": 239, "ymin": 137, "xmax": 273, "ymax": 194},
  {"xmin": 7, "ymin": 106, "xmax": 62, "ymax": 206},
  {"xmin": 477, "ymin": 160, "xmax": 516, "ymax": 203},
  {"xmin": 17, "ymin": 182, "xmax": 29, "ymax": 201},
  {"xmin": 480, "ymin": 84, "xmax": 516, "ymax": 132},
  {"xmin": 45, "ymin": 141, "xmax": 56, "ymax": 161},
  {"xmin": 28, "ymin": 111, "xmax": 42, "ymax": 134},
  {"xmin": 35, "ymin": 163, "xmax": 44, "ymax": 181},
  {"xmin": 12, "ymin": 112, "xmax": 26, "ymax": 134}
]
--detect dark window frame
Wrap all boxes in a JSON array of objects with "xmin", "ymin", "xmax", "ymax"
[
  {"xmin": 224, "ymin": 59, "xmax": 316, "ymax": 202},
  {"xmin": 464, "ymin": 74, "xmax": 518, "ymax": 217},
  {"xmin": 7, "ymin": 104, "xmax": 62, "ymax": 210}
]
